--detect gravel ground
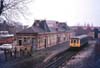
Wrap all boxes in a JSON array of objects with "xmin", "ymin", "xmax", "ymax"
[
  {"xmin": 63, "ymin": 40, "xmax": 100, "ymax": 68},
  {"xmin": 0, "ymin": 41, "xmax": 69, "ymax": 68}
]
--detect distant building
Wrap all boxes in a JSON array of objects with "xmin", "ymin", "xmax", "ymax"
[
  {"xmin": 16, "ymin": 20, "xmax": 73, "ymax": 50},
  {"xmin": 0, "ymin": 18, "xmax": 25, "ymax": 34},
  {"xmin": 94, "ymin": 28, "xmax": 100, "ymax": 39},
  {"xmin": 70, "ymin": 25, "xmax": 94, "ymax": 35},
  {"xmin": 0, "ymin": 20, "xmax": 15, "ymax": 34},
  {"xmin": 0, "ymin": 31, "xmax": 14, "ymax": 44}
]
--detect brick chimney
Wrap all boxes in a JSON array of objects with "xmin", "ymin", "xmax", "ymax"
[
  {"xmin": 56, "ymin": 21, "xmax": 59, "ymax": 31},
  {"xmin": 33, "ymin": 20, "xmax": 40, "ymax": 27}
]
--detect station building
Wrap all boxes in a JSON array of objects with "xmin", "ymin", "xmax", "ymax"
[{"xmin": 16, "ymin": 20, "xmax": 74, "ymax": 50}]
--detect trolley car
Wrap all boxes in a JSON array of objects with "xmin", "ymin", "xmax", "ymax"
[{"xmin": 70, "ymin": 35, "xmax": 88, "ymax": 48}]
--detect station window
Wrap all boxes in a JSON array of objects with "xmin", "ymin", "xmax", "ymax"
[{"xmin": 24, "ymin": 37, "xmax": 27, "ymax": 42}]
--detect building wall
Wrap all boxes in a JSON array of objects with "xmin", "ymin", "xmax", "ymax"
[
  {"xmin": 98, "ymin": 33, "xmax": 100, "ymax": 38},
  {"xmin": 88, "ymin": 32, "xmax": 94, "ymax": 39},
  {"xmin": 16, "ymin": 31, "xmax": 72, "ymax": 50},
  {"xmin": 38, "ymin": 32, "xmax": 72, "ymax": 49},
  {"xmin": 16, "ymin": 35, "xmax": 37, "ymax": 48}
]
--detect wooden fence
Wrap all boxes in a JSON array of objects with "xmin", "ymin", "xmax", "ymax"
[{"xmin": 3, "ymin": 45, "xmax": 32, "ymax": 61}]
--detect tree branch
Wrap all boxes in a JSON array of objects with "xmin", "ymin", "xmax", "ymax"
[{"xmin": 3, "ymin": 0, "xmax": 32, "ymax": 12}]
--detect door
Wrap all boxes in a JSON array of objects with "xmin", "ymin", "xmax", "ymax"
[
  {"xmin": 32, "ymin": 38, "xmax": 36, "ymax": 49},
  {"xmin": 19, "ymin": 40, "xmax": 22, "ymax": 46},
  {"xmin": 44, "ymin": 39, "xmax": 47, "ymax": 48}
]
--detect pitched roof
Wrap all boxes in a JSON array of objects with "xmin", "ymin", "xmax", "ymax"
[
  {"xmin": 17, "ymin": 20, "xmax": 70, "ymax": 34},
  {"xmin": 58, "ymin": 23, "xmax": 70, "ymax": 32},
  {"xmin": 17, "ymin": 26, "xmax": 45, "ymax": 34},
  {"xmin": 45, "ymin": 20, "xmax": 58, "ymax": 32},
  {"xmin": 33, "ymin": 20, "xmax": 58, "ymax": 32},
  {"xmin": 33, "ymin": 20, "xmax": 70, "ymax": 32}
]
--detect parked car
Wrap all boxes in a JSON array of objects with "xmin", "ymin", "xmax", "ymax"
[{"xmin": 0, "ymin": 44, "xmax": 13, "ymax": 50}]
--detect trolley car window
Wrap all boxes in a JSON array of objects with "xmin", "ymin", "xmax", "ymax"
[
  {"xmin": 71, "ymin": 39, "xmax": 73, "ymax": 43},
  {"xmin": 76, "ymin": 39, "xmax": 77, "ymax": 43},
  {"xmin": 73, "ymin": 39, "xmax": 76, "ymax": 43},
  {"xmin": 71, "ymin": 38, "xmax": 79, "ymax": 44},
  {"xmin": 77, "ymin": 39, "xmax": 79, "ymax": 44}
]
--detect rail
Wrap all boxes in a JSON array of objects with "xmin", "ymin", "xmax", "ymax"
[
  {"xmin": 37, "ymin": 44, "xmax": 88, "ymax": 68},
  {"xmin": 44, "ymin": 49, "xmax": 78, "ymax": 68}
]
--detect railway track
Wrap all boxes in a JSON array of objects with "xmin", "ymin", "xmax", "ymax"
[
  {"xmin": 43, "ymin": 49, "xmax": 78, "ymax": 68},
  {"xmin": 37, "ymin": 44, "xmax": 88, "ymax": 68}
]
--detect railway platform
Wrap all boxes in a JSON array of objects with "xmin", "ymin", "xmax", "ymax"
[{"xmin": 0, "ymin": 41, "xmax": 69, "ymax": 68}]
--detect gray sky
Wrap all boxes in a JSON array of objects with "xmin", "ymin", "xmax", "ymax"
[{"xmin": 18, "ymin": 0, "xmax": 100, "ymax": 26}]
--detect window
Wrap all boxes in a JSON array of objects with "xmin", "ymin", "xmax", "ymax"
[
  {"xmin": 18, "ymin": 40, "xmax": 22, "ymax": 46},
  {"xmin": 77, "ymin": 39, "xmax": 79, "ymax": 44},
  {"xmin": 71, "ymin": 39, "xmax": 73, "ymax": 43},
  {"xmin": 73, "ymin": 39, "xmax": 76, "ymax": 43},
  {"xmin": 24, "ymin": 37, "xmax": 27, "ymax": 42}
]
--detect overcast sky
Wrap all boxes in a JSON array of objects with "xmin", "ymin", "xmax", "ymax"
[{"xmin": 20, "ymin": 0, "xmax": 100, "ymax": 26}]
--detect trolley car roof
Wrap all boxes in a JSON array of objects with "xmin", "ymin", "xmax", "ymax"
[{"xmin": 71, "ymin": 35, "xmax": 88, "ymax": 39}]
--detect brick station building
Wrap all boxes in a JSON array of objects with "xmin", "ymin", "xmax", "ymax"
[{"xmin": 16, "ymin": 20, "xmax": 74, "ymax": 50}]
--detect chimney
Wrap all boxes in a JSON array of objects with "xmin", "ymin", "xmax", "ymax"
[
  {"xmin": 41, "ymin": 20, "xmax": 47, "ymax": 31},
  {"xmin": 33, "ymin": 20, "xmax": 40, "ymax": 27},
  {"xmin": 56, "ymin": 21, "xmax": 59, "ymax": 31}
]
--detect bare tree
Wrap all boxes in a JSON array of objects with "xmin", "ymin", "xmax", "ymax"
[{"xmin": 0, "ymin": 0, "xmax": 32, "ymax": 21}]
